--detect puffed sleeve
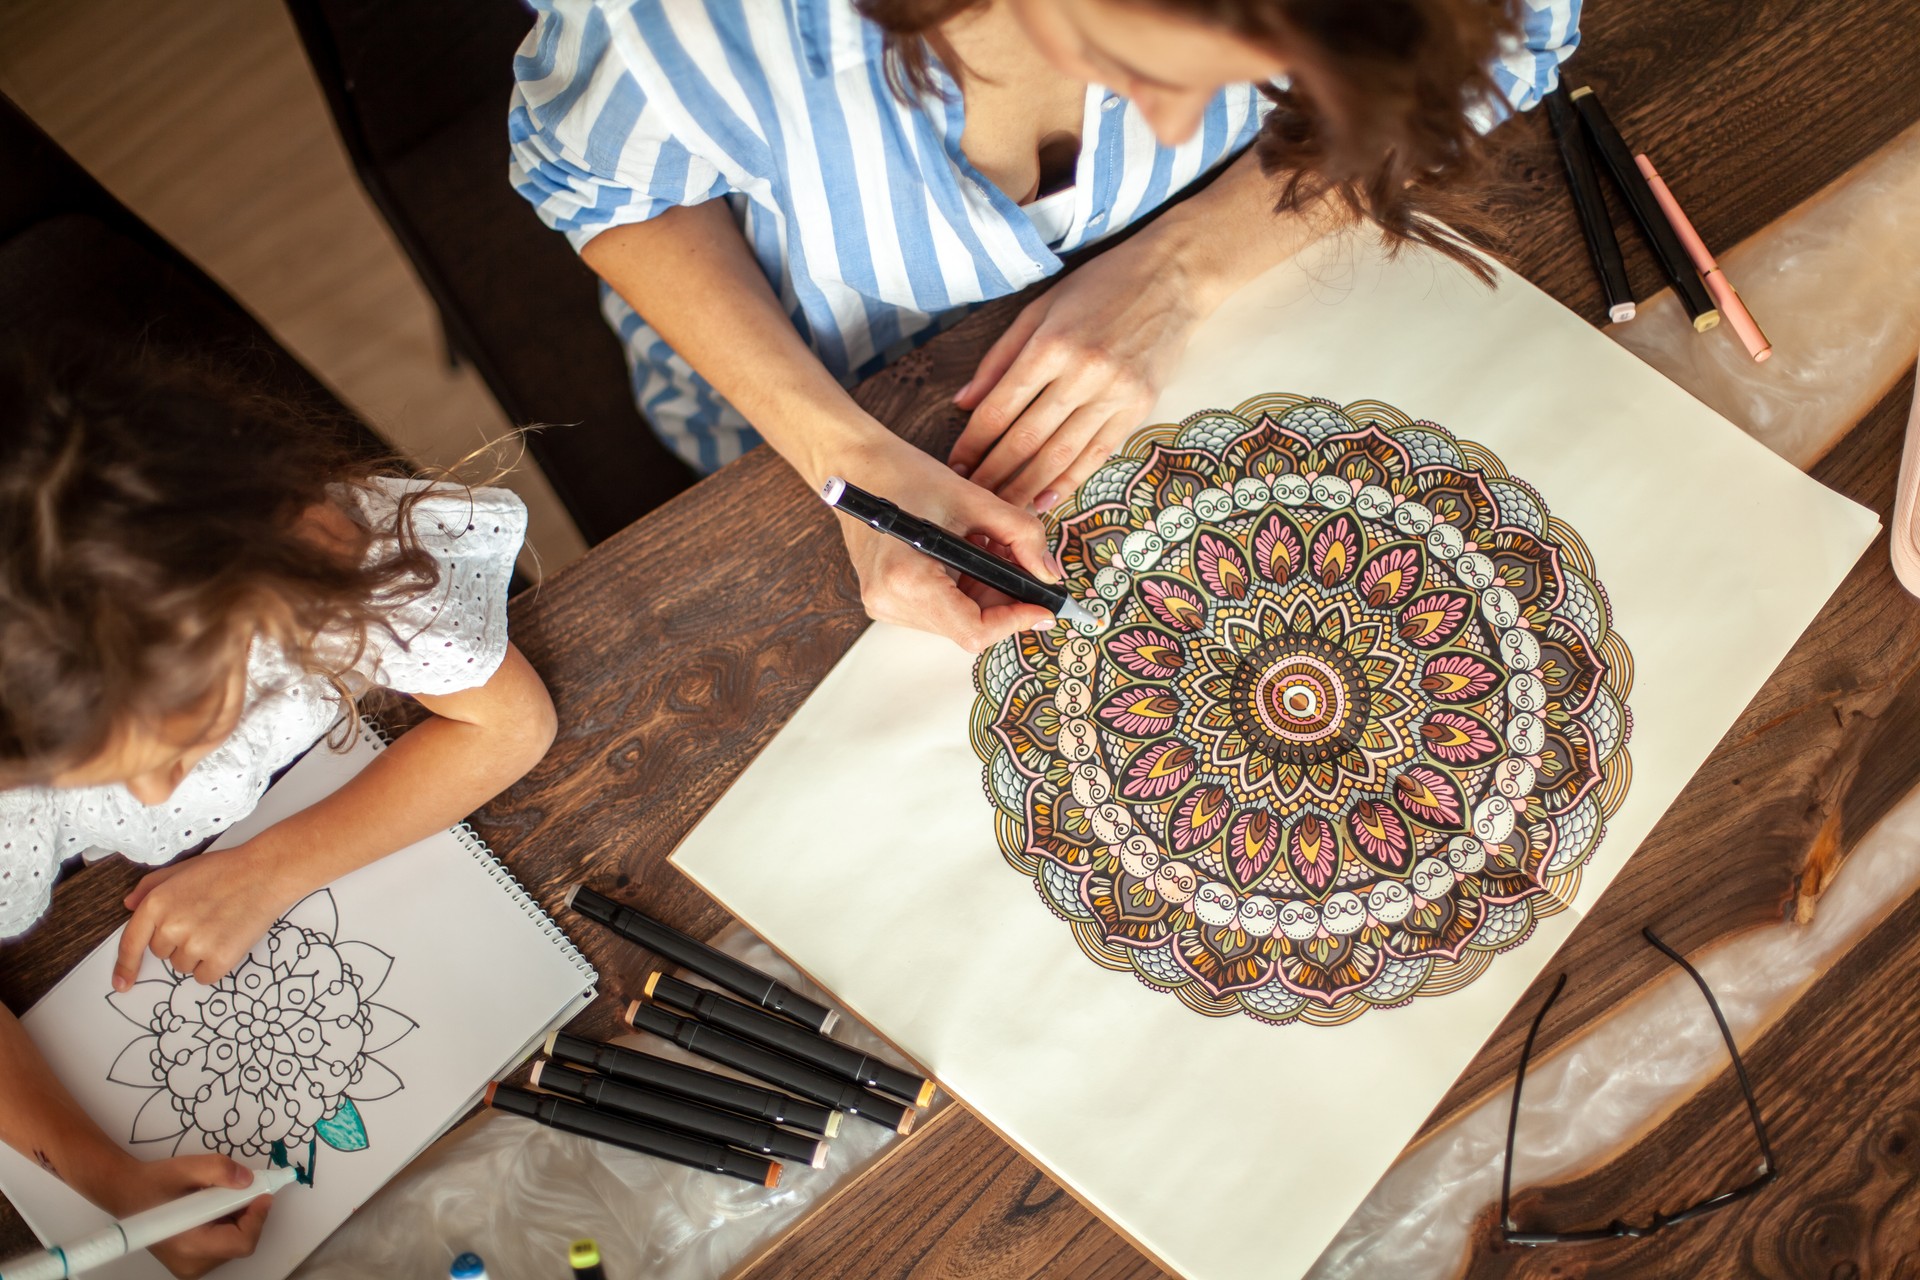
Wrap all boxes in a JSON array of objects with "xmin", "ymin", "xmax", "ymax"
[
  {"xmin": 1475, "ymin": 0, "xmax": 1583, "ymax": 130},
  {"xmin": 508, "ymin": 0, "xmax": 741, "ymax": 251},
  {"xmin": 0, "ymin": 788, "xmax": 65, "ymax": 939},
  {"xmin": 353, "ymin": 480, "xmax": 527, "ymax": 697}
]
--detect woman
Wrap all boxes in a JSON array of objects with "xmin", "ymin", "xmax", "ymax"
[{"xmin": 510, "ymin": 0, "xmax": 1577, "ymax": 650}]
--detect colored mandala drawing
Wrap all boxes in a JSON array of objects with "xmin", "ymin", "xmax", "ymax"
[
  {"xmin": 106, "ymin": 889, "xmax": 416, "ymax": 1156},
  {"xmin": 969, "ymin": 395, "xmax": 1634, "ymax": 1026}
]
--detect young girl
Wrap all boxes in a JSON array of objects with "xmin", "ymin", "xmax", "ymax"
[
  {"xmin": 0, "ymin": 349, "xmax": 556, "ymax": 1277},
  {"xmin": 509, "ymin": 0, "xmax": 1577, "ymax": 652}
]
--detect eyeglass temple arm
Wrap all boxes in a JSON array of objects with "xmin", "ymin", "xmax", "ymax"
[
  {"xmin": 1500, "ymin": 970, "xmax": 1568, "ymax": 1233},
  {"xmin": 1641, "ymin": 927, "xmax": 1777, "ymax": 1175}
]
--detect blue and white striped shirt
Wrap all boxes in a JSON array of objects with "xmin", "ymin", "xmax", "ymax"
[{"xmin": 510, "ymin": 0, "xmax": 1582, "ymax": 474}]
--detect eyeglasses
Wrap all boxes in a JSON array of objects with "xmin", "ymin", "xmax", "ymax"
[{"xmin": 1499, "ymin": 927, "xmax": 1777, "ymax": 1246}]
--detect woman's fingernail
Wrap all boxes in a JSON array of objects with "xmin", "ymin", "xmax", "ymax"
[
  {"xmin": 951, "ymin": 462, "xmax": 971, "ymax": 479},
  {"xmin": 1035, "ymin": 490, "xmax": 1059, "ymax": 513},
  {"xmin": 952, "ymin": 380, "xmax": 973, "ymax": 404},
  {"xmin": 1049, "ymin": 553, "xmax": 1066, "ymax": 579}
]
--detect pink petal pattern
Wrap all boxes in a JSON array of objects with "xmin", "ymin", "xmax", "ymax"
[
  {"xmin": 1418, "ymin": 711, "xmax": 1502, "ymax": 765},
  {"xmin": 1224, "ymin": 809, "xmax": 1279, "ymax": 891},
  {"xmin": 1094, "ymin": 687, "xmax": 1181, "ymax": 737},
  {"xmin": 1396, "ymin": 590, "xmax": 1473, "ymax": 648},
  {"xmin": 1347, "ymin": 800, "xmax": 1413, "ymax": 872},
  {"xmin": 1418, "ymin": 651, "xmax": 1504, "ymax": 703},
  {"xmin": 1310, "ymin": 512, "xmax": 1363, "ymax": 586},
  {"xmin": 1119, "ymin": 741, "xmax": 1198, "ymax": 800},
  {"xmin": 1107, "ymin": 627, "xmax": 1186, "ymax": 679},
  {"xmin": 1171, "ymin": 785, "xmax": 1231, "ymax": 853},
  {"xmin": 1286, "ymin": 816, "xmax": 1340, "ymax": 897},
  {"xmin": 1196, "ymin": 532, "xmax": 1251, "ymax": 601},
  {"xmin": 1251, "ymin": 510, "xmax": 1305, "ymax": 583},
  {"xmin": 1392, "ymin": 764, "xmax": 1466, "ymax": 827},
  {"xmin": 1357, "ymin": 543, "xmax": 1424, "ymax": 608},
  {"xmin": 1140, "ymin": 577, "xmax": 1208, "ymax": 633}
]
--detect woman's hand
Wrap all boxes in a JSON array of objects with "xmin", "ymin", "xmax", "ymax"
[
  {"xmin": 835, "ymin": 435, "xmax": 1062, "ymax": 652},
  {"xmin": 947, "ymin": 234, "xmax": 1209, "ymax": 513},
  {"xmin": 114, "ymin": 844, "xmax": 298, "ymax": 991},
  {"xmin": 106, "ymin": 1154, "xmax": 273, "ymax": 1279}
]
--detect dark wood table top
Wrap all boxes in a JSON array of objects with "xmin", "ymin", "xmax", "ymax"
[{"xmin": 4, "ymin": 0, "xmax": 1919, "ymax": 1274}]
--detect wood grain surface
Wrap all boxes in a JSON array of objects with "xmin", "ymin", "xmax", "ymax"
[
  {"xmin": 2, "ymin": 0, "xmax": 1918, "ymax": 1273},
  {"xmin": 1470, "ymin": 833, "xmax": 1920, "ymax": 1279}
]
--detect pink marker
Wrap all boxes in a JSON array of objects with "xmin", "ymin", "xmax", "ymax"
[{"xmin": 1635, "ymin": 154, "xmax": 1772, "ymax": 362}]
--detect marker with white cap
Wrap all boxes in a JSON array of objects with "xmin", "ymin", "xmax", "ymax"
[{"xmin": 0, "ymin": 1166, "xmax": 298, "ymax": 1280}]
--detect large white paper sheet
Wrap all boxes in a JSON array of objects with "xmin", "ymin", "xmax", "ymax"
[
  {"xmin": 0, "ymin": 728, "xmax": 595, "ymax": 1280},
  {"xmin": 671, "ymin": 232, "xmax": 1878, "ymax": 1280}
]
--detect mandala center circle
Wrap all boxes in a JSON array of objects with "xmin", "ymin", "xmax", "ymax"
[{"xmin": 1228, "ymin": 631, "xmax": 1372, "ymax": 766}]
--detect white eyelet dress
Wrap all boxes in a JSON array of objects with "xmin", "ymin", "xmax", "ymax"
[{"xmin": 0, "ymin": 478, "xmax": 527, "ymax": 940}]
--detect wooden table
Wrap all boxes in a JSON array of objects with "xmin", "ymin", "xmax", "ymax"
[{"xmin": 5, "ymin": 0, "xmax": 1919, "ymax": 1274}]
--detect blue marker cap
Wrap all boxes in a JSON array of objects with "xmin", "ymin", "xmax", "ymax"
[{"xmin": 450, "ymin": 1254, "xmax": 488, "ymax": 1279}]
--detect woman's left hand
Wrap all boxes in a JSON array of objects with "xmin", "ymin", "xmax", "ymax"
[
  {"xmin": 947, "ymin": 236, "xmax": 1207, "ymax": 513},
  {"xmin": 114, "ymin": 845, "xmax": 299, "ymax": 990}
]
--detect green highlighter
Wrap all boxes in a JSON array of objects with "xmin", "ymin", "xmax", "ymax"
[{"xmin": 569, "ymin": 1240, "xmax": 607, "ymax": 1280}]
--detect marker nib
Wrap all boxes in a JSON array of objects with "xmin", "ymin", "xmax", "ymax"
[{"xmin": 1056, "ymin": 597, "xmax": 1098, "ymax": 630}]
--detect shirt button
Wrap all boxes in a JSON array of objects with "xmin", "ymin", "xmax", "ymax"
[
  {"xmin": 1089, "ymin": 211, "xmax": 1106, "ymax": 225},
  {"xmin": 1102, "ymin": 96, "xmax": 1120, "ymax": 111}
]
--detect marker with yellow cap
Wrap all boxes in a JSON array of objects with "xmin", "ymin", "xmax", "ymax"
[{"xmin": 569, "ymin": 1239, "xmax": 606, "ymax": 1280}]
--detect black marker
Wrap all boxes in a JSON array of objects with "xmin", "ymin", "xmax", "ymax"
[
  {"xmin": 646, "ymin": 972, "xmax": 935, "ymax": 1108},
  {"xmin": 486, "ymin": 1083, "xmax": 780, "ymax": 1186},
  {"xmin": 566, "ymin": 885, "xmax": 838, "ymax": 1035},
  {"xmin": 820, "ymin": 477, "xmax": 1097, "ymax": 628},
  {"xmin": 1545, "ymin": 86, "xmax": 1634, "ymax": 324},
  {"xmin": 1568, "ymin": 86, "xmax": 1719, "ymax": 332},
  {"xmin": 626, "ymin": 1001, "xmax": 915, "ymax": 1135},
  {"xmin": 543, "ymin": 1031, "xmax": 840, "ymax": 1137},
  {"xmin": 531, "ymin": 1061, "xmax": 827, "ymax": 1167}
]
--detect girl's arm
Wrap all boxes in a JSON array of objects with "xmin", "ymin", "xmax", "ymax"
[
  {"xmin": 112, "ymin": 643, "xmax": 556, "ymax": 989},
  {"xmin": 0, "ymin": 1003, "xmax": 271, "ymax": 1278},
  {"xmin": 580, "ymin": 202, "xmax": 1060, "ymax": 651},
  {"xmin": 947, "ymin": 147, "xmax": 1342, "ymax": 509}
]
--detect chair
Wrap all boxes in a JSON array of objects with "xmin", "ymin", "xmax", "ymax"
[
  {"xmin": 284, "ymin": 0, "xmax": 698, "ymax": 546},
  {"xmin": 0, "ymin": 90, "xmax": 396, "ymax": 469}
]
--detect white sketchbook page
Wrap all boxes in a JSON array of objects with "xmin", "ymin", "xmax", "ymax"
[
  {"xmin": 0, "ymin": 729, "xmax": 593, "ymax": 1280},
  {"xmin": 671, "ymin": 231, "xmax": 1878, "ymax": 1280}
]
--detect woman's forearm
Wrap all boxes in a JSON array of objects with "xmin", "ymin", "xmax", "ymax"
[
  {"xmin": 1123, "ymin": 146, "xmax": 1344, "ymax": 314},
  {"xmin": 581, "ymin": 202, "xmax": 888, "ymax": 487},
  {"xmin": 0, "ymin": 1003, "xmax": 137, "ymax": 1212}
]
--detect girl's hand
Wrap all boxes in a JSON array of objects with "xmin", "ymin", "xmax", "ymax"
[
  {"xmin": 114, "ymin": 845, "xmax": 298, "ymax": 991},
  {"xmin": 106, "ymin": 1154, "xmax": 273, "ymax": 1279},
  {"xmin": 947, "ymin": 236, "xmax": 1208, "ymax": 513},
  {"xmin": 834, "ymin": 436, "xmax": 1061, "ymax": 652}
]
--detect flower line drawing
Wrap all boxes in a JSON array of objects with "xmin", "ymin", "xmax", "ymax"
[{"xmin": 106, "ymin": 889, "xmax": 416, "ymax": 1158}]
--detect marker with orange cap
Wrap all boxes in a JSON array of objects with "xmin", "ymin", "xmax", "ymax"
[{"xmin": 1634, "ymin": 153, "xmax": 1772, "ymax": 362}]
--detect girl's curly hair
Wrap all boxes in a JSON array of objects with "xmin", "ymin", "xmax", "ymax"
[{"xmin": 0, "ymin": 344, "xmax": 444, "ymax": 786}]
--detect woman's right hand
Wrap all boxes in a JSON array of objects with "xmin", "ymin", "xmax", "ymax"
[
  {"xmin": 107, "ymin": 1154, "xmax": 273, "ymax": 1278},
  {"xmin": 830, "ymin": 435, "xmax": 1063, "ymax": 652}
]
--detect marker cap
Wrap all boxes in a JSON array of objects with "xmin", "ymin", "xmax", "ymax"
[
  {"xmin": 450, "ymin": 1253, "xmax": 488, "ymax": 1279},
  {"xmin": 570, "ymin": 1240, "xmax": 602, "ymax": 1269}
]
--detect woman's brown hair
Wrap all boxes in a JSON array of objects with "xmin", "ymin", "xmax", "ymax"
[
  {"xmin": 0, "ymin": 343, "xmax": 443, "ymax": 786},
  {"xmin": 861, "ymin": 0, "xmax": 1517, "ymax": 279}
]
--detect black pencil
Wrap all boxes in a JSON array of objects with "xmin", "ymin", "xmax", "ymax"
[
  {"xmin": 645, "ymin": 972, "xmax": 935, "ymax": 1107},
  {"xmin": 567, "ymin": 884, "xmax": 838, "ymax": 1035},
  {"xmin": 543, "ymin": 1031, "xmax": 840, "ymax": 1137},
  {"xmin": 1545, "ymin": 86, "xmax": 1634, "ymax": 323},
  {"xmin": 1569, "ymin": 85, "xmax": 1719, "ymax": 332}
]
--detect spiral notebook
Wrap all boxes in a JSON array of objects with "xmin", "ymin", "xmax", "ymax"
[{"xmin": 0, "ymin": 719, "xmax": 596, "ymax": 1279}]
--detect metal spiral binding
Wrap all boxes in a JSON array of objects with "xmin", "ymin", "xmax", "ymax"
[{"xmin": 355, "ymin": 716, "xmax": 599, "ymax": 997}]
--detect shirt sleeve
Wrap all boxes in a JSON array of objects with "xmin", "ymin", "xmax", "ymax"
[
  {"xmin": 354, "ymin": 480, "xmax": 527, "ymax": 697},
  {"xmin": 509, "ymin": 0, "xmax": 739, "ymax": 252},
  {"xmin": 1474, "ymin": 0, "xmax": 1583, "ymax": 131}
]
